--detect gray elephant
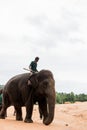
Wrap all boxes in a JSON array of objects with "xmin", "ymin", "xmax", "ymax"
[{"xmin": 0, "ymin": 70, "xmax": 56, "ymax": 125}]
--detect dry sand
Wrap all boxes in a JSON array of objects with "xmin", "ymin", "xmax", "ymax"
[{"xmin": 0, "ymin": 102, "xmax": 87, "ymax": 130}]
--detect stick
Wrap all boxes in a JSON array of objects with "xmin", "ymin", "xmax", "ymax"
[{"xmin": 23, "ymin": 68, "xmax": 30, "ymax": 71}]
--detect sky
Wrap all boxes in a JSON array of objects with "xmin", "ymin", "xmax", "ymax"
[{"xmin": 0, "ymin": 0, "xmax": 87, "ymax": 94}]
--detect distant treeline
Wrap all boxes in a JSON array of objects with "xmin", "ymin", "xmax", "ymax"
[{"xmin": 56, "ymin": 92, "xmax": 87, "ymax": 104}]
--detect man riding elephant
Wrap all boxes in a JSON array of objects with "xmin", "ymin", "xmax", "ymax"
[{"xmin": 0, "ymin": 69, "xmax": 56, "ymax": 125}]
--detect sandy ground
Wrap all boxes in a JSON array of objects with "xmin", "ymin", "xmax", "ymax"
[{"xmin": 0, "ymin": 102, "xmax": 87, "ymax": 130}]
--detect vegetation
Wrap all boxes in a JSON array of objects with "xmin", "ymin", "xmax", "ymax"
[{"xmin": 56, "ymin": 92, "xmax": 87, "ymax": 104}]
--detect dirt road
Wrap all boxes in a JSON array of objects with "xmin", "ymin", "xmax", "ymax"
[{"xmin": 0, "ymin": 102, "xmax": 87, "ymax": 130}]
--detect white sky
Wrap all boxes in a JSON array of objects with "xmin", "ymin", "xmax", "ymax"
[{"xmin": 0, "ymin": 0, "xmax": 87, "ymax": 94}]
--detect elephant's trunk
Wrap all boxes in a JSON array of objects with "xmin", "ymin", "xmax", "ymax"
[{"xmin": 43, "ymin": 92, "xmax": 56, "ymax": 125}]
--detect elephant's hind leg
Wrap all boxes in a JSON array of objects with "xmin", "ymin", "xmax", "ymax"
[
  {"xmin": 0, "ymin": 106, "xmax": 8, "ymax": 119},
  {"xmin": 14, "ymin": 106, "xmax": 23, "ymax": 121},
  {"xmin": 0, "ymin": 93, "xmax": 10, "ymax": 119}
]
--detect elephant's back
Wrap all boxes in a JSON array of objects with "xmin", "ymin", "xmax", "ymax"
[
  {"xmin": 4, "ymin": 73, "xmax": 30, "ymax": 90},
  {"xmin": 3, "ymin": 73, "xmax": 31, "ymax": 106}
]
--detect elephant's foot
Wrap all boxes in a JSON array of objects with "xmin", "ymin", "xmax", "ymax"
[
  {"xmin": 24, "ymin": 118, "xmax": 33, "ymax": 123},
  {"xmin": 0, "ymin": 108, "xmax": 7, "ymax": 119},
  {"xmin": 16, "ymin": 116, "xmax": 23, "ymax": 121},
  {"xmin": 0, "ymin": 115, "xmax": 5, "ymax": 119}
]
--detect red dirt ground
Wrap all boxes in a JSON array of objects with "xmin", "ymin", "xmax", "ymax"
[{"xmin": 0, "ymin": 102, "xmax": 87, "ymax": 130}]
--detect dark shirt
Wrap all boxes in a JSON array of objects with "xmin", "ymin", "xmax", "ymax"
[{"xmin": 29, "ymin": 61, "xmax": 38, "ymax": 73}]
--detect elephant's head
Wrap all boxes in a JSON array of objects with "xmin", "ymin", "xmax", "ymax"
[{"xmin": 28, "ymin": 70, "xmax": 56, "ymax": 125}]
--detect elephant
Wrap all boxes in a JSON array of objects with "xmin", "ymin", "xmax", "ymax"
[{"xmin": 0, "ymin": 69, "xmax": 56, "ymax": 125}]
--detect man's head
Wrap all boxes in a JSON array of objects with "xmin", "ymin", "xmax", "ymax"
[{"xmin": 35, "ymin": 57, "xmax": 39, "ymax": 62}]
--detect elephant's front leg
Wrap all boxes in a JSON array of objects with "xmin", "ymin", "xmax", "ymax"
[{"xmin": 24, "ymin": 102, "xmax": 33, "ymax": 123}]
